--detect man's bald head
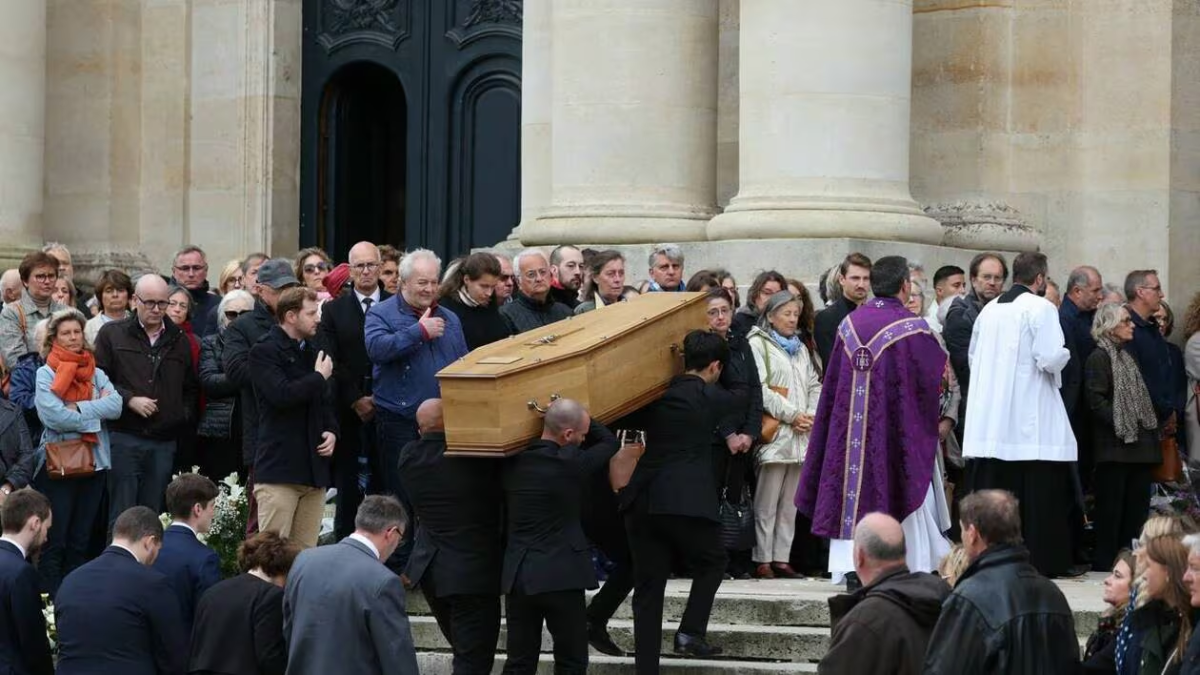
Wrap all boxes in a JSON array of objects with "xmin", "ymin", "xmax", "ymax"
[
  {"xmin": 852, "ymin": 513, "xmax": 907, "ymax": 585},
  {"xmin": 416, "ymin": 399, "xmax": 444, "ymax": 434},
  {"xmin": 0, "ymin": 269, "xmax": 21, "ymax": 304},
  {"xmin": 135, "ymin": 274, "xmax": 169, "ymax": 297},
  {"xmin": 133, "ymin": 274, "xmax": 170, "ymax": 330},
  {"xmin": 348, "ymin": 241, "xmax": 382, "ymax": 294},
  {"xmin": 541, "ymin": 398, "xmax": 590, "ymax": 446}
]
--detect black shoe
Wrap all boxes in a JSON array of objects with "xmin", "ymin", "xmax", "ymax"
[
  {"xmin": 587, "ymin": 623, "xmax": 624, "ymax": 657},
  {"xmin": 844, "ymin": 572, "xmax": 863, "ymax": 593},
  {"xmin": 674, "ymin": 632, "xmax": 723, "ymax": 658}
]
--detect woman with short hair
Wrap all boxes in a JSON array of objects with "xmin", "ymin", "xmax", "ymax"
[
  {"xmin": 197, "ymin": 290, "xmax": 254, "ymax": 483},
  {"xmin": 83, "ymin": 269, "xmax": 133, "ymax": 346},
  {"xmin": 218, "ymin": 259, "xmax": 245, "ymax": 296},
  {"xmin": 1085, "ymin": 302, "xmax": 1162, "ymax": 572},
  {"xmin": 294, "ymin": 247, "xmax": 332, "ymax": 294}
]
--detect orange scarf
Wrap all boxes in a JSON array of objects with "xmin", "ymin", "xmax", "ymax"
[{"xmin": 47, "ymin": 344, "xmax": 98, "ymax": 445}]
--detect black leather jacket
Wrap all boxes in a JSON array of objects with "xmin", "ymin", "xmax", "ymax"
[{"xmin": 923, "ymin": 544, "xmax": 1079, "ymax": 675}]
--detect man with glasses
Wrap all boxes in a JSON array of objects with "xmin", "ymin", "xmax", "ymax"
[
  {"xmin": 0, "ymin": 251, "xmax": 67, "ymax": 369},
  {"xmin": 499, "ymin": 249, "xmax": 573, "ymax": 335},
  {"xmin": 1123, "ymin": 269, "xmax": 1178, "ymax": 442},
  {"xmin": 223, "ymin": 259, "xmax": 301, "ymax": 534},
  {"xmin": 944, "ymin": 252, "xmax": 1008, "ymax": 434},
  {"xmin": 169, "ymin": 246, "xmax": 221, "ymax": 337},
  {"xmin": 318, "ymin": 241, "xmax": 392, "ymax": 539},
  {"xmin": 94, "ymin": 274, "xmax": 199, "ymax": 526}
]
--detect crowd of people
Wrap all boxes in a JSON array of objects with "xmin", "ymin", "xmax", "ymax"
[{"xmin": 0, "ymin": 239, "xmax": 1198, "ymax": 674}]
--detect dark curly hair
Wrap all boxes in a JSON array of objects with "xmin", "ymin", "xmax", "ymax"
[{"xmin": 237, "ymin": 531, "xmax": 303, "ymax": 578}]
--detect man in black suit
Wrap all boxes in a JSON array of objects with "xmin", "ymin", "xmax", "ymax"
[
  {"xmin": 813, "ymin": 252, "xmax": 872, "ymax": 365},
  {"xmin": 621, "ymin": 330, "xmax": 733, "ymax": 674},
  {"xmin": 55, "ymin": 506, "xmax": 187, "ymax": 675},
  {"xmin": 318, "ymin": 241, "xmax": 391, "ymax": 538},
  {"xmin": 502, "ymin": 398, "xmax": 618, "ymax": 675},
  {"xmin": 399, "ymin": 398, "xmax": 504, "ymax": 674},
  {"xmin": 0, "ymin": 488, "xmax": 53, "ymax": 675}
]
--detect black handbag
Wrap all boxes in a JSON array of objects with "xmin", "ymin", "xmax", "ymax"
[{"xmin": 718, "ymin": 467, "xmax": 755, "ymax": 552}]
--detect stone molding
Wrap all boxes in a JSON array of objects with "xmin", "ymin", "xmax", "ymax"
[{"xmin": 923, "ymin": 201, "xmax": 1040, "ymax": 252}]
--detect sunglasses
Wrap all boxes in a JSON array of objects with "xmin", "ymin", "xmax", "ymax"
[
  {"xmin": 225, "ymin": 309, "xmax": 251, "ymax": 321},
  {"xmin": 304, "ymin": 263, "xmax": 332, "ymax": 274}
]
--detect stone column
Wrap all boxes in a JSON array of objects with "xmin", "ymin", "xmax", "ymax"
[
  {"xmin": 520, "ymin": 0, "xmax": 719, "ymax": 246},
  {"xmin": 504, "ymin": 0, "xmax": 552, "ymax": 246},
  {"xmin": 0, "ymin": 0, "xmax": 46, "ymax": 257},
  {"xmin": 708, "ymin": 0, "xmax": 943, "ymax": 244}
]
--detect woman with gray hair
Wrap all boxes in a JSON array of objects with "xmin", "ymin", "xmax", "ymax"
[
  {"xmin": 197, "ymin": 289, "xmax": 254, "ymax": 482},
  {"xmin": 746, "ymin": 291, "xmax": 822, "ymax": 579},
  {"xmin": 1085, "ymin": 301, "xmax": 1163, "ymax": 571}
]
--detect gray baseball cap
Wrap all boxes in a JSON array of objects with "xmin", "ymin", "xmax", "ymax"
[{"xmin": 256, "ymin": 258, "xmax": 300, "ymax": 290}]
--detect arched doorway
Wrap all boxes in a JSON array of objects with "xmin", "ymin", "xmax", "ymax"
[{"xmin": 316, "ymin": 62, "xmax": 407, "ymax": 257}]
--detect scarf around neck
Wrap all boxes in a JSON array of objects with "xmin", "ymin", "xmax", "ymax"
[
  {"xmin": 47, "ymin": 343, "xmax": 99, "ymax": 444},
  {"xmin": 1098, "ymin": 337, "xmax": 1158, "ymax": 443},
  {"xmin": 769, "ymin": 329, "xmax": 802, "ymax": 356},
  {"xmin": 457, "ymin": 287, "xmax": 481, "ymax": 308},
  {"xmin": 647, "ymin": 280, "xmax": 685, "ymax": 293}
]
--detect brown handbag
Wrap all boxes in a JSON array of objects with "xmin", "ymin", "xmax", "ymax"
[
  {"xmin": 45, "ymin": 439, "xmax": 96, "ymax": 479},
  {"xmin": 755, "ymin": 335, "xmax": 790, "ymax": 443},
  {"xmin": 608, "ymin": 430, "xmax": 646, "ymax": 493},
  {"xmin": 1152, "ymin": 436, "xmax": 1183, "ymax": 484}
]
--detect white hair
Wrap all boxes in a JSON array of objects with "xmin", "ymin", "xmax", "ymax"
[
  {"xmin": 648, "ymin": 244, "xmax": 684, "ymax": 268},
  {"xmin": 1184, "ymin": 534, "xmax": 1200, "ymax": 557},
  {"xmin": 217, "ymin": 289, "xmax": 254, "ymax": 330},
  {"xmin": 399, "ymin": 248, "xmax": 442, "ymax": 282},
  {"xmin": 514, "ymin": 248, "xmax": 549, "ymax": 275}
]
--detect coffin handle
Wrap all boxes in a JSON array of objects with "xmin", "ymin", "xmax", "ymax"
[{"xmin": 526, "ymin": 393, "xmax": 562, "ymax": 414}]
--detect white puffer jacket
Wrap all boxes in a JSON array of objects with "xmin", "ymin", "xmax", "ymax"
[{"xmin": 748, "ymin": 326, "xmax": 823, "ymax": 465}]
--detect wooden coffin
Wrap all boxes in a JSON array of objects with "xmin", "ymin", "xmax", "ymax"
[{"xmin": 437, "ymin": 292, "xmax": 710, "ymax": 456}]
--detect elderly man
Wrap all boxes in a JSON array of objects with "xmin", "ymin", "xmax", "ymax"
[
  {"xmin": 1124, "ymin": 269, "xmax": 1178, "ymax": 442},
  {"xmin": 1060, "ymin": 266, "xmax": 1104, "ymax": 505},
  {"xmin": 95, "ymin": 274, "xmax": 198, "ymax": 524},
  {"xmin": 645, "ymin": 244, "xmax": 685, "ymax": 293},
  {"xmin": 944, "ymin": 252, "xmax": 1008, "ymax": 421},
  {"xmin": 549, "ymin": 245, "xmax": 584, "ymax": 309},
  {"xmin": 813, "ymin": 253, "xmax": 872, "ymax": 366},
  {"xmin": 170, "ymin": 246, "xmax": 221, "ymax": 337},
  {"xmin": 365, "ymin": 248, "xmax": 467, "ymax": 570},
  {"xmin": 492, "ymin": 252, "xmax": 515, "ymax": 305},
  {"xmin": 0, "ymin": 251, "xmax": 66, "ymax": 369},
  {"xmin": 0, "ymin": 269, "xmax": 21, "ymax": 306},
  {"xmin": 818, "ymin": 513, "xmax": 949, "ymax": 675},
  {"xmin": 923, "ymin": 490, "xmax": 1078, "ymax": 674},
  {"xmin": 499, "ymin": 248, "xmax": 573, "ymax": 335}
]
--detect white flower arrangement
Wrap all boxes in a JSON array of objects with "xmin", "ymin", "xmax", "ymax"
[{"xmin": 40, "ymin": 593, "xmax": 56, "ymax": 652}]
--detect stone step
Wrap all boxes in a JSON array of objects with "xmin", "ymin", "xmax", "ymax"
[
  {"xmin": 417, "ymin": 652, "xmax": 819, "ymax": 674},
  {"xmin": 410, "ymin": 615, "xmax": 830, "ymax": 662}
]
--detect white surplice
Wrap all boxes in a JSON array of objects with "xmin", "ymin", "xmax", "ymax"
[{"xmin": 962, "ymin": 291, "xmax": 1077, "ymax": 462}]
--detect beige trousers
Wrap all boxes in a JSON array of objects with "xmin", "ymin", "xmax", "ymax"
[
  {"xmin": 254, "ymin": 483, "xmax": 325, "ymax": 548},
  {"xmin": 753, "ymin": 462, "xmax": 802, "ymax": 563}
]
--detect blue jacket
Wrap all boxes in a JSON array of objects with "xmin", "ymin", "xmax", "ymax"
[
  {"xmin": 55, "ymin": 546, "xmax": 187, "ymax": 675},
  {"xmin": 0, "ymin": 539, "xmax": 53, "ymax": 675},
  {"xmin": 34, "ymin": 364, "xmax": 123, "ymax": 473},
  {"xmin": 1126, "ymin": 306, "xmax": 1176, "ymax": 420},
  {"xmin": 364, "ymin": 296, "xmax": 468, "ymax": 418},
  {"xmin": 7, "ymin": 352, "xmax": 42, "ymax": 441},
  {"xmin": 151, "ymin": 524, "xmax": 221, "ymax": 637}
]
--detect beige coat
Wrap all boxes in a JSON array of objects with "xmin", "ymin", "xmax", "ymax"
[{"xmin": 748, "ymin": 326, "xmax": 822, "ymax": 465}]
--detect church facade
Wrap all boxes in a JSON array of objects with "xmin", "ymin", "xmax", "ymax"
[{"xmin": 3, "ymin": 0, "xmax": 1197, "ymax": 296}]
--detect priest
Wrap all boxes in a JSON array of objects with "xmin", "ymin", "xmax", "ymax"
[
  {"xmin": 795, "ymin": 256, "xmax": 951, "ymax": 584},
  {"xmin": 961, "ymin": 251, "xmax": 1080, "ymax": 578}
]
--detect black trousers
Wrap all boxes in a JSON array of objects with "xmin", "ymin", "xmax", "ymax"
[
  {"xmin": 424, "ymin": 586, "xmax": 502, "ymax": 675},
  {"xmin": 1092, "ymin": 461, "xmax": 1154, "ymax": 570},
  {"xmin": 503, "ymin": 589, "xmax": 588, "ymax": 675},
  {"xmin": 333, "ymin": 413, "xmax": 376, "ymax": 540},
  {"xmin": 585, "ymin": 522, "xmax": 634, "ymax": 629},
  {"xmin": 965, "ymin": 458, "xmax": 1074, "ymax": 576},
  {"xmin": 625, "ymin": 511, "xmax": 726, "ymax": 675}
]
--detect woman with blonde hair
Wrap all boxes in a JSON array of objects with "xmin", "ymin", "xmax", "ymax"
[
  {"xmin": 217, "ymin": 259, "xmax": 245, "ymax": 296},
  {"xmin": 1134, "ymin": 536, "xmax": 1193, "ymax": 674},
  {"xmin": 1083, "ymin": 549, "xmax": 1137, "ymax": 670},
  {"xmin": 1112, "ymin": 515, "xmax": 1187, "ymax": 673}
]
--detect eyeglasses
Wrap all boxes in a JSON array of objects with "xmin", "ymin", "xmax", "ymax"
[
  {"xmin": 304, "ymin": 263, "xmax": 331, "ymax": 274},
  {"xmin": 706, "ymin": 307, "xmax": 732, "ymax": 317},
  {"xmin": 351, "ymin": 262, "xmax": 380, "ymax": 272},
  {"xmin": 174, "ymin": 264, "xmax": 207, "ymax": 273},
  {"xmin": 522, "ymin": 269, "xmax": 551, "ymax": 280},
  {"xmin": 224, "ymin": 309, "xmax": 250, "ymax": 321},
  {"xmin": 1139, "ymin": 284, "xmax": 1163, "ymax": 294},
  {"xmin": 229, "ymin": 277, "xmax": 244, "ymax": 287},
  {"xmin": 31, "ymin": 273, "xmax": 57, "ymax": 283},
  {"xmin": 136, "ymin": 296, "xmax": 169, "ymax": 310}
]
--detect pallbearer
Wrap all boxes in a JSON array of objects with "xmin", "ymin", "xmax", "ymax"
[{"xmin": 795, "ymin": 256, "xmax": 951, "ymax": 585}]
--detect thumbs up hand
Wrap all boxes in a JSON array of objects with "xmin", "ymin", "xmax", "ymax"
[{"xmin": 419, "ymin": 306, "xmax": 446, "ymax": 339}]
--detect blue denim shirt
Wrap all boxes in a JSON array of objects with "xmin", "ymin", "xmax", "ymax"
[
  {"xmin": 34, "ymin": 364, "xmax": 124, "ymax": 473},
  {"xmin": 364, "ymin": 296, "xmax": 469, "ymax": 418}
]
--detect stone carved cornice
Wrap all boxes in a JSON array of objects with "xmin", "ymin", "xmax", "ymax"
[
  {"xmin": 464, "ymin": 0, "xmax": 522, "ymax": 27},
  {"xmin": 319, "ymin": 0, "xmax": 409, "ymax": 52},
  {"xmin": 924, "ymin": 201, "xmax": 1040, "ymax": 252}
]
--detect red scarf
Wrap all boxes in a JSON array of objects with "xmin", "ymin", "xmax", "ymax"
[{"xmin": 46, "ymin": 344, "xmax": 98, "ymax": 445}]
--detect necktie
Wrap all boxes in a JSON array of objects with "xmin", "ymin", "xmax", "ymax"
[{"xmin": 362, "ymin": 297, "xmax": 373, "ymax": 314}]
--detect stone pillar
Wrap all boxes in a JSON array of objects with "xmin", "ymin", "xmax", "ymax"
[
  {"xmin": 0, "ymin": 0, "xmax": 46, "ymax": 258},
  {"xmin": 520, "ymin": 0, "xmax": 719, "ymax": 246},
  {"xmin": 504, "ymin": 0, "xmax": 553, "ymax": 247},
  {"xmin": 708, "ymin": 0, "xmax": 943, "ymax": 244}
]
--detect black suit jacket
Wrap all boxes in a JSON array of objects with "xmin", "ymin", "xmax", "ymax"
[
  {"xmin": 55, "ymin": 546, "xmax": 187, "ymax": 675},
  {"xmin": 501, "ymin": 430, "xmax": 617, "ymax": 595},
  {"xmin": 814, "ymin": 297, "xmax": 857, "ymax": 367},
  {"xmin": 317, "ymin": 288, "xmax": 391, "ymax": 412},
  {"xmin": 399, "ymin": 431, "xmax": 504, "ymax": 596},
  {"xmin": 0, "ymin": 540, "xmax": 52, "ymax": 675},
  {"xmin": 189, "ymin": 572, "xmax": 287, "ymax": 675},
  {"xmin": 621, "ymin": 374, "xmax": 733, "ymax": 522}
]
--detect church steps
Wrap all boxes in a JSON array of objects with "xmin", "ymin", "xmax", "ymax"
[{"xmin": 416, "ymin": 652, "xmax": 820, "ymax": 674}]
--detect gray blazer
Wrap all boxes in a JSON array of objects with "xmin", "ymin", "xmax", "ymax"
[{"xmin": 283, "ymin": 538, "xmax": 418, "ymax": 675}]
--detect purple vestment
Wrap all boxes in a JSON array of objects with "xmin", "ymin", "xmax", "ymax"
[{"xmin": 795, "ymin": 297, "xmax": 947, "ymax": 540}]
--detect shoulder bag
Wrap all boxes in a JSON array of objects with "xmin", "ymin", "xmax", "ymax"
[
  {"xmin": 754, "ymin": 335, "xmax": 789, "ymax": 443},
  {"xmin": 718, "ymin": 465, "xmax": 755, "ymax": 551},
  {"xmin": 45, "ymin": 438, "xmax": 96, "ymax": 479}
]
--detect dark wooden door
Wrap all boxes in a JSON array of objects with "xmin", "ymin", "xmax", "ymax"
[{"xmin": 300, "ymin": 0, "xmax": 522, "ymax": 260}]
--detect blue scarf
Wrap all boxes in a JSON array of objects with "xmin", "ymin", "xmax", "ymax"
[
  {"xmin": 770, "ymin": 329, "xmax": 802, "ymax": 356},
  {"xmin": 1115, "ymin": 585, "xmax": 1137, "ymax": 674},
  {"xmin": 647, "ymin": 280, "xmax": 686, "ymax": 293}
]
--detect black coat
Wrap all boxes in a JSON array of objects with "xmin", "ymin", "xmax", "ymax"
[
  {"xmin": 0, "ymin": 399, "xmax": 34, "ymax": 491},
  {"xmin": 499, "ymin": 291, "xmax": 573, "ymax": 335},
  {"xmin": 94, "ymin": 317, "xmax": 198, "ymax": 440},
  {"xmin": 316, "ymin": 288, "xmax": 391, "ymax": 412},
  {"xmin": 399, "ymin": 431, "xmax": 504, "ymax": 596},
  {"xmin": 814, "ymin": 298, "xmax": 857, "ymax": 368},
  {"xmin": 716, "ymin": 332, "xmax": 763, "ymax": 442},
  {"xmin": 223, "ymin": 301, "xmax": 276, "ymax": 464},
  {"xmin": 576, "ymin": 422, "xmax": 623, "ymax": 551},
  {"xmin": 1182, "ymin": 621, "xmax": 1200, "ymax": 675},
  {"xmin": 439, "ymin": 295, "xmax": 512, "ymax": 351},
  {"xmin": 248, "ymin": 326, "xmax": 337, "ymax": 487},
  {"xmin": 620, "ymin": 374, "xmax": 733, "ymax": 522},
  {"xmin": 188, "ymin": 573, "xmax": 287, "ymax": 675},
  {"xmin": 549, "ymin": 284, "xmax": 580, "ymax": 310},
  {"xmin": 944, "ymin": 291, "xmax": 985, "ymax": 423},
  {"xmin": 1084, "ymin": 348, "xmax": 1162, "ymax": 464},
  {"xmin": 198, "ymin": 332, "xmax": 240, "ymax": 439},
  {"xmin": 0, "ymin": 540, "xmax": 52, "ymax": 675},
  {"xmin": 922, "ymin": 545, "xmax": 1079, "ymax": 675},
  {"xmin": 55, "ymin": 546, "xmax": 188, "ymax": 675},
  {"xmin": 501, "ymin": 433, "xmax": 616, "ymax": 595}
]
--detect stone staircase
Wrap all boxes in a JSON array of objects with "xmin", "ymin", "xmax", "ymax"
[{"xmin": 409, "ymin": 575, "xmax": 1109, "ymax": 673}]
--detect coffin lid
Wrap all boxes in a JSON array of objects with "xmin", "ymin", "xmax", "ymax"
[{"xmin": 438, "ymin": 292, "xmax": 709, "ymax": 378}]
